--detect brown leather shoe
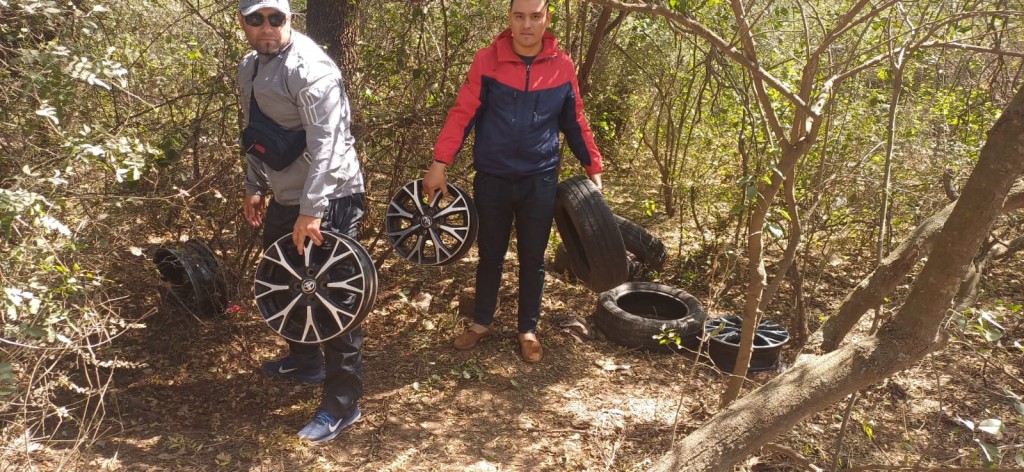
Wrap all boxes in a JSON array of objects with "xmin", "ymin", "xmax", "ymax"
[
  {"xmin": 453, "ymin": 327, "xmax": 493, "ymax": 350},
  {"xmin": 518, "ymin": 335, "xmax": 543, "ymax": 363}
]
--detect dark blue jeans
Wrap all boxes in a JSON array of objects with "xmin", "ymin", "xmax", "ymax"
[
  {"xmin": 472, "ymin": 170, "xmax": 558, "ymax": 333},
  {"xmin": 262, "ymin": 194, "xmax": 365, "ymax": 419}
]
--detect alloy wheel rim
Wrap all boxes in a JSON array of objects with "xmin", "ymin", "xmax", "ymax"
[
  {"xmin": 254, "ymin": 232, "xmax": 377, "ymax": 343},
  {"xmin": 385, "ymin": 179, "xmax": 477, "ymax": 266}
]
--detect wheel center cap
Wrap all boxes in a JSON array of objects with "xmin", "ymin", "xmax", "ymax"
[
  {"xmin": 419, "ymin": 215, "xmax": 433, "ymax": 228},
  {"xmin": 301, "ymin": 279, "xmax": 317, "ymax": 294}
]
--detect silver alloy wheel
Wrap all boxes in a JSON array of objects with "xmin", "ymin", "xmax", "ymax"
[
  {"xmin": 254, "ymin": 232, "xmax": 377, "ymax": 343},
  {"xmin": 385, "ymin": 179, "xmax": 478, "ymax": 266}
]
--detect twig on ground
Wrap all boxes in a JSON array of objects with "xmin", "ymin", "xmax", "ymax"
[
  {"xmin": 830, "ymin": 392, "xmax": 858, "ymax": 472},
  {"xmin": 761, "ymin": 443, "xmax": 824, "ymax": 472}
]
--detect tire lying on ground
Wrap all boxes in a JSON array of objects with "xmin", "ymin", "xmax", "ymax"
[
  {"xmin": 553, "ymin": 176, "xmax": 628, "ymax": 292},
  {"xmin": 704, "ymin": 316, "xmax": 790, "ymax": 372},
  {"xmin": 595, "ymin": 282, "xmax": 706, "ymax": 352},
  {"xmin": 614, "ymin": 215, "xmax": 667, "ymax": 279}
]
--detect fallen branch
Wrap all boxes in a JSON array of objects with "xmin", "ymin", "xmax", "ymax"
[{"xmin": 760, "ymin": 443, "xmax": 823, "ymax": 472}]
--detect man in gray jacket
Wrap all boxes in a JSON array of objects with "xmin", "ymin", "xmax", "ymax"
[{"xmin": 238, "ymin": 0, "xmax": 364, "ymax": 443}]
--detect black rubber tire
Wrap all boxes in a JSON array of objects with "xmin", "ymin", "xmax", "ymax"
[
  {"xmin": 553, "ymin": 176, "xmax": 628, "ymax": 292},
  {"xmin": 704, "ymin": 316, "xmax": 790, "ymax": 372},
  {"xmin": 594, "ymin": 282, "xmax": 706, "ymax": 352},
  {"xmin": 549, "ymin": 242, "xmax": 577, "ymax": 280},
  {"xmin": 153, "ymin": 240, "xmax": 226, "ymax": 318},
  {"xmin": 615, "ymin": 215, "xmax": 667, "ymax": 275}
]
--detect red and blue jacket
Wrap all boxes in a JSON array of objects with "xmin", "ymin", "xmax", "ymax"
[{"xmin": 433, "ymin": 29, "xmax": 603, "ymax": 178}]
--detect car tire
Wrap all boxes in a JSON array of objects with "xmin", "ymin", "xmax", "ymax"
[
  {"xmin": 595, "ymin": 282, "xmax": 706, "ymax": 352},
  {"xmin": 615, "ymin": 215, "xmax": 667, "ymax": 278},
  {"xmin": 553, "ymin": 176, "xmax": 628, "ymax": 292},
  {"xmin": 549, "ymin": 242, "xmax": 577, "ymax": 280}
]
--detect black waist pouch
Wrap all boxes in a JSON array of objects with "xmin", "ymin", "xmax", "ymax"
[{"xmin": 242, "ymin": 95, "xmax": 307, "ymax": 172}]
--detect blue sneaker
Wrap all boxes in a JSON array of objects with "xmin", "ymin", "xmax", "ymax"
[
  {"xmin": 297, "ymin": 407, "xmax": 361, "ymax": 443},
  {"xmin": 260, "ymin": 357, "xmax": 325, "ymax": 384}
]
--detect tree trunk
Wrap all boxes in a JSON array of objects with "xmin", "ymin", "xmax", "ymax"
[
  {"xmin": 305, "ymin": 0, "xmax": 360, "ymax": 77},
  {"xmin": 817, "ymin": 180, "xmax": 1024, "ymax": 351},
  {"xmin": 722, "ymin": 141, "xmax": 809, "ymax": 406},
  {"xmin": 652, "ymin": 85, "xmax": 1024, "ymax": 471},
  {"xmin": 577, "ymin": 7, "xmax": 626, "ymax": 95},
  {"xmin": 869, "ymin": 64, "xmax": 904, "ymax": 333}
]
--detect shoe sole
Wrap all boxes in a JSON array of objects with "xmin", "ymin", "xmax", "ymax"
[
  {"xmin": 260, "ymin": 366, "xmax": 326, "ymax": 384},
  {"xmin": 303, "ymin": 407, "xmax": 362, "ymax": 444},
  {"xmin": 454, "ymin": 333, "xmax": 492, "ymax": 350}
]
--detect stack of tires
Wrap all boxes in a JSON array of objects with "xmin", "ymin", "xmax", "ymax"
[
  {"xmin": 552, "ymin": 177, "xmax": 705, "ymax": 352},
  {"xmin": 551, "ymin": 177, "xmax": 668, "ymax": 287}
]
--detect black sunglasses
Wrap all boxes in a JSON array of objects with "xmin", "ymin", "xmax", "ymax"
[{"xmin": 244, "ymin": 12, "xmax": 287, "ymax": 28}]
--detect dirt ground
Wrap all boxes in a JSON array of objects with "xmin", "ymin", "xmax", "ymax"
[{"xmin": 16, "ymin": 219, "xmax": 1024, "ymax": 471}]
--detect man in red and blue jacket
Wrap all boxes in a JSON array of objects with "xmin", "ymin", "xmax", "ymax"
[{"xmin": 424, "ymin": 0, "xmax": 604, "ymax": 364}]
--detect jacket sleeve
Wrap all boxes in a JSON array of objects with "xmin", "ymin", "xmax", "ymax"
[
  {"xmin": 433, "ymin": 51, "xmax": 487, "ymax": 164},
  {"xmin": 296, "ymin": 74, "xmax": 355, "ymax": 218},
  {"xmin": 558, "ymin": 57, "xmax": 603, "ymax": 175},
  {"xmin": 244, "ymin": 155, "xmax": 271, "ymax": 196}
]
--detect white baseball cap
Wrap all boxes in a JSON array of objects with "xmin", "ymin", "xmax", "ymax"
[{"xmin": 239, "ymin": 0, "xmax": 290, "ymax": 16}]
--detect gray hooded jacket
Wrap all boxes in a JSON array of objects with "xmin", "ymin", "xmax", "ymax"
[{"xmin": 239, "ymin": 31, "xmax": 364, "ymax": 218}]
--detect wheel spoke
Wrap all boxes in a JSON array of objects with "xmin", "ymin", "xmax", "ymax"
[
  {"xmin": 387, "ymin": 225, "xmax": 420, "ymax": 247},
  {"xmin": 408, "ymin": 183, "xmax": 430, "ymax": 216},
  {"xmin": 301, "ymin": 305, "xmax": 323, "ymax": 343},
  {"xmin": 254, "ymin": 278, "xmax": 290, "ymax": 297},
  {"xmin": 427, "ymin": 228, "xmax": 453, "ymax": 261},
  {"xmin": 409, "ymin": 233, "xmax": 427, "ymax": 264},
  {"xmin": 386, "ymin": 199, "xmax": 416, "ymax": 220},
  {"xmin": 265, "ymin": 293, "xmax": 303, "ymax": 326},
  {"xmin": 263, "ymin": 242, "xmax": 304, "ymax": 281},
  {"xmin": 436, "ymin": 224, "xmax": 470, "ymax": 243},
  {"xmin": 316, "ymin": 243, "xmax": 355, "ymax": 279},
  {"xmin": 315, "ymin": 293, "xmax": 358, "ymax": 322},
  {"xmin": 433, "ymin": 195, "xmax": 470, "ymax": 219},
  {"xmin": 325, "ymin": 273, "xmax": 364, "ymax": 294}
]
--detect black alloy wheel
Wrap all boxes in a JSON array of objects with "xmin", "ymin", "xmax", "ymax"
[
  {"xmin": 385, "ymin": 179, "xmax": 478, "ymax": 266},
  {"xmin": 704, "ymin": 316, "xmax": 790, "ymax": 372},
  {"xmin": 254, "ymin": 232, "xmax": 378, "ymax": 343}
]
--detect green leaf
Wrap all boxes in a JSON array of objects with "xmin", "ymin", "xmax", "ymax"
[
  {"xmin": 1015, "ymin": 451, "xmax": 1023, "ymax": 467},
  {"xmin": 510, "ymin": 379, "xmax": 521, "ymax": 389},
  {"xmin": 977, "ymin": 419, "xmax": 1002, "ymax": 435},
  {"xmin": 975, "ymin": 438, "xmax": 1000, "ymax": 466},
  {"xmin": 1013, "ymin": 399, "xmax": 1024, "ymax": 417},
  {"xmin": 22, "ymin": 325, "xmax": 46, "ymax": 338},
  {"xmin": 861, "ymin": 420, "xmax": 874, "ymax": 441}
]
